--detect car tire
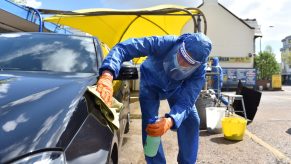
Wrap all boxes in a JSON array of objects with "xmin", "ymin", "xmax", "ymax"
[
  {"xmin": 108, "ymin": 131, "xmax": 118, "ymax": 164},
  {"xmin": 124, "ymin": 112, "xmax": 130, "ymax": 134}
]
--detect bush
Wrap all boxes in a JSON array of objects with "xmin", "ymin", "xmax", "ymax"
[{"xmin": 254, "ymin": 46, "xmax": 280, "ymax": 80}]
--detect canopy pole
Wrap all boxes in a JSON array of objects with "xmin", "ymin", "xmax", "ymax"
[
  {"xmin": 169, "ymin": 8, "xmax": 197, "ymax": 32},
  {"xmin": 40, "ymin": 7, "xmax": 208, "ymax": 34}
]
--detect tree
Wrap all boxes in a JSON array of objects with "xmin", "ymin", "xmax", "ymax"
[{"xmin": 254, "ymin": 46, "xmax": 280, "ymax": 80}]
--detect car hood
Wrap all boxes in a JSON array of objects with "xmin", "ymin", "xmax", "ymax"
[{"xmin": 0, "ymin": 71, "xmax": 97, "ymax": 162}]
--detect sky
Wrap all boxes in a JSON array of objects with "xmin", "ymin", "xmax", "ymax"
[{"xmin": 22, "ymin": 0, "xmax": 291, "ymax": 62}]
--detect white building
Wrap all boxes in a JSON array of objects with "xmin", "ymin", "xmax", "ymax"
[{"xmin": 182, "ymin": 0, "xmax": 262, "ymax": 69}]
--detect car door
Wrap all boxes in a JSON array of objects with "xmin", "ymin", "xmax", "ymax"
[
  {"xmin": 64, "ymin": 95, "xmax": 117, "ymax": 164},
  {"xmin": 64, "ymin": 38, "xmax": 118, "ymax": 164}
]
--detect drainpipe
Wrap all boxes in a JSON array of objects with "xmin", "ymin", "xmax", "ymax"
[{"xmin": 197, "ymin": 15, "xmax": 201, "ymax": 32}]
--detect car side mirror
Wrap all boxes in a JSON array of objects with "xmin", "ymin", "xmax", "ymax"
[{"xmin": 115, "ymin": 62, "xmax": 139, "ymax": 80}]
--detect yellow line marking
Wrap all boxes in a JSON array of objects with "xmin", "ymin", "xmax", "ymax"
[
  {"xmin": 130, "ymin": 114, "xmax": 142, "ymax": 119},
  {"xmin": 130, "ymin": 96, "xmax": 139, "ymax": 100},
  {"xmin": 245, "ymin": 129, "xmax": 291, "ymax": 163},
  {"xmin": 130, "ymin": 97, "xmax": 139, "ymax": 104}
]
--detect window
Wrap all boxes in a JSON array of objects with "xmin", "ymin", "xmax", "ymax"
[{"xmin": 0, "ymin": 33, "xmax": 98, "ymax": 73}]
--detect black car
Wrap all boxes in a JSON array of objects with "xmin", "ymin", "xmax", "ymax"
[{"xmin": 0, "ymin": 32, "xmax": 138, "ymax": 164}]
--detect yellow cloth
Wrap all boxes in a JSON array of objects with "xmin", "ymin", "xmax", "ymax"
[{"xmin": 87, "ymin": 86, "xmax": 124, "ymax": 130}]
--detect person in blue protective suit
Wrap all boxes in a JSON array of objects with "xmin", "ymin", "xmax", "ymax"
[
  {"xmin": 211, "ymin": 57, "xmax": 228, "ymax": 105},
  {"xmin": 96, "ymin": 32, "xmax": 212, "ymax": 164}
]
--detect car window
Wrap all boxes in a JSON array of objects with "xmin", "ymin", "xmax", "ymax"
[{"xmin": 0, "ymin": 33, "xmax": 98, "ymax": 73}]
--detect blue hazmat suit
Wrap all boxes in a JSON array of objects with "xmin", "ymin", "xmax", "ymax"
[
  {"xmin": 211, "ymin": 57, "xmax": 228, "ymax": 105},
  {"xmin": 100, "ymin": 33, "xmax": 212, "ymax": 164}
]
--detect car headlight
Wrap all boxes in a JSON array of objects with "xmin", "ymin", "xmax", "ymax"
[{"xmin": 12, "ymin": 151, "xmax": 65, "ymax": 164}]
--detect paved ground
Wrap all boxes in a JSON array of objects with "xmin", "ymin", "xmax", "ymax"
[
  {"xmin": 119, "ymin": 86, "xmax": 291, "ymax": 164},
  {"xmin": 247, "ymin": 86, "xmax": 291, "ymax": 163}
]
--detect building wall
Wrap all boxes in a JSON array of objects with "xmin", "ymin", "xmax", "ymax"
[
  {"xmin": 281, "ymin": 36, "xmax": 291, "ymax": 73},
  {"xmin": 182, "ymin": 0, "xmax": 255, "ymax": 68}
]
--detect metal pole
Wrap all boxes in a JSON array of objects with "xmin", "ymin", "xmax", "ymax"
[
  {"xmin": 26, "ymin": 7, "xmax": 43, "ymax": 32},
  {"xmin": 197, "ymin": 15, "xmax": 201, "ymax": 32}
]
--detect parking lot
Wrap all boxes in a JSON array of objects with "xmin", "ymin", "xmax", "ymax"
[{"xmin": 120, "ymin": 86, "xmax": 291, "ymax": 164}]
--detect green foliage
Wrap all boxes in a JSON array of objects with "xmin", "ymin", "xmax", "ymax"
[{"xmin": 255, "ymin": 46, "xmax": 280, "ymax": 80}]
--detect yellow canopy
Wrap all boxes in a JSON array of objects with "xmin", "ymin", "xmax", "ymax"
[{"xmin": 43, "ymin": 5, "xmax": 207, "ymax": 48}]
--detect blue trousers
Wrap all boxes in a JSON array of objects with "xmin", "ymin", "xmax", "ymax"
[{"xmin": 139, "ymin": 97, "xmax": 200, "ymax": 164}]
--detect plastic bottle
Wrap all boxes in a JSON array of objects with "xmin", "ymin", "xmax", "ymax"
[{"xmin": 144, "ymin": 117, "xmax": 161, "ymax": 157}]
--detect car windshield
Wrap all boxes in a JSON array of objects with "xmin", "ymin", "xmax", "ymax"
[{"xmin": 0, "ymin": 33, "xmax": 98, "ymax": 73}]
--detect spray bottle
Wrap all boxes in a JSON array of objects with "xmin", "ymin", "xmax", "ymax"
[{"xmin": 144, "ymin": 117, "xmax": 161, "ymax": 157}]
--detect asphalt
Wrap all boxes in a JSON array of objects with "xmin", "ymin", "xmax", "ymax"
[{"xmin": 119, "ymin": 90, "xmax": 291, "ymax": 164}]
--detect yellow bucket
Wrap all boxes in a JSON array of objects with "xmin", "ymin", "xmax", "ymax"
[{"xmin": 222, "ymin": 117, "xmax": 247, "ymax": 141}]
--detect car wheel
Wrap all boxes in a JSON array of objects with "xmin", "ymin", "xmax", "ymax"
[
  {"xmin": 109, "ymin": 144, "xmax": 118, "ymax": 164},
  {"xmin": 108, "ymin": 131, "xmax": 118, "ymax": 164},
  {"xmin": 124, "ymin": 112, "xmax": 130, "ymax": 134}
]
